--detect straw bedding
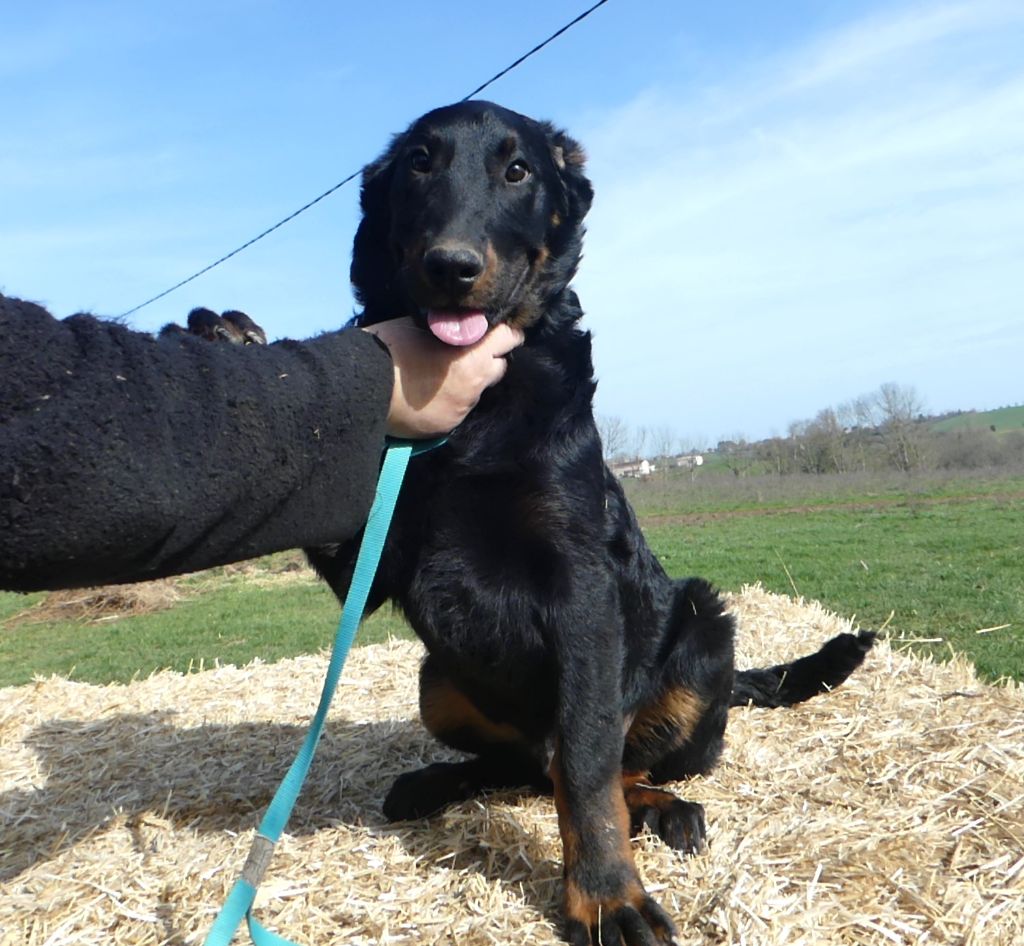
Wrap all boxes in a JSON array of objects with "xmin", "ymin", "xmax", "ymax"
[{"xmin": 2, "ymin": 586, "xmax": 1021, "ymax": 945}]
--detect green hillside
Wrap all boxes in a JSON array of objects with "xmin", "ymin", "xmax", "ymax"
[{"xmin": 930, "ymin": 405, "xmax": 1024, "ymax": 434}]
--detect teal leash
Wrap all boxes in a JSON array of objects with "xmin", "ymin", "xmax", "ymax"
[{"xmin": 203, "ymin": 437, "xmax": 444, "ymax": 946}]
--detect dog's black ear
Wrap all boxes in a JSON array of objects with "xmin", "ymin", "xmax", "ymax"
[
  {"xmin": 538, "ymin": 123, "xmax": 593, "ymax": 294},
  {"xmin": 350, "ymin": 135, "xmax": 403, "ymax": 320},
  {"xmin": 546, "ymin": 126, "xmax": 594, "ymax": 224}
]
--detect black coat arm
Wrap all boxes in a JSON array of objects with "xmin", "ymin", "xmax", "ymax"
[{"xmin": 0, "ymin": 293, "xmax": 393, "ymax": 591}]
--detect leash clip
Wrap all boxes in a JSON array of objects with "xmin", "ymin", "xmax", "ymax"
[{"xmin": 240, "ymin": 835, "xmax": 276, "ymax": 889}]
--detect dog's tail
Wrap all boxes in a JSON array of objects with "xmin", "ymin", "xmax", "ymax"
[{"xmin": 731, "ymin": 629, "xmax": 877, "ymax": 708}]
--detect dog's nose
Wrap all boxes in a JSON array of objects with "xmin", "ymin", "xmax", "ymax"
[{"xmin": 423, "ymin": 244, "xmax": 485, "ymax": 292}]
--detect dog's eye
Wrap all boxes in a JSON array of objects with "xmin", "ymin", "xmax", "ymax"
[
  {"xmin": 505, "ymin": 159, "xmax": 531, "ymax": 184},
  {"xmin": 409, "ymin": 148, "xmax": 431, "ymax": 174}
]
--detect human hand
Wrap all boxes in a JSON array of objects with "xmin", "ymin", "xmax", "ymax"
[{"xmin": 363, "ymin": 318, "xmax": 524, "ymax": 438}]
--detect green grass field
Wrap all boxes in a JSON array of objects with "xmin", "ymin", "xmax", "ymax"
[
  {"xmin": 633, "ymin": 491, "xmax": 1023, "ymax": 683},
  {"xmin": 2, "ymin": 470, "xmax": 1021, "ymax": 687},
  {"xmin": 0, "ymin": 559, "xmax": 412, "ymax": 688}
]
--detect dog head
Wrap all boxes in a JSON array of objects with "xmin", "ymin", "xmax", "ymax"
[{"xmin": 351, "ymin": 100, "xmax": 593, "ymax": 343}]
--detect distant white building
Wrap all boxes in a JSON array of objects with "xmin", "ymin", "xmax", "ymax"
[
  {"xmin": 610, "ymin": 459, "xmax": 656, "ymax": 478},
  {"xmin": 611, "ymin": 454, "xmax": 704, "ymax": 478}
]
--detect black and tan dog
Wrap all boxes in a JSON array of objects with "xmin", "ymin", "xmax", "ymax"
[{"xmin": 308, "ymin": 101, "xmax": 874, "ymax": 946}]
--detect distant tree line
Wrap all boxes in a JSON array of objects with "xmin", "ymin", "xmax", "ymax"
[
  {"xmin": 597, "ymin": 417, "xmax": 700, "ymax": 469},
  {"xmin": 755, "ymin": 382, "xmax": 928, "ymax": 475},
  {"xmin": 599, "ymin": 384, "xmax": 1024, "ymax": 476}
]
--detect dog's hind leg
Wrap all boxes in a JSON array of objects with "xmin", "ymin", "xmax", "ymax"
[
  {"xmin": 620, "ymin": 578, "xmax": 736, "ymax": 851},
  {"xmin": 621, "ymin": 685, "xmax": 729, "ymax": 853},
  {"xmin": 382, "ymin": 656, "xmax": 550, "ymax": 822}
]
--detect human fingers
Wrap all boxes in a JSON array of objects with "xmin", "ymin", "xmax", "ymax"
[
  {"xmin": 477, "ymin": 322, "xmax": 524, "ymax": 359},
  {"xmin": 460, "ymin": 323, "xmax": 523, "ymax": 388}
]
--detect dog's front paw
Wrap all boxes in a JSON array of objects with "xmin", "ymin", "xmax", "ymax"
[{"xmin": 564, "ymin": 883, "xmax": 678, "ymax": 946}]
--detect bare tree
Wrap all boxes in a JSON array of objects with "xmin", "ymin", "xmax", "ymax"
[
  {"xmin": 875, "ymin": 382, "xmax": 926, "ymax": 472},
  {"xmin": 676, "ymin": 433, "xmax": 706, "ymax": 457},
  {"xmin": 651, "ymin": 426, "xmax": 677, "ymax": 476},
  {"xmin": 719, "ymin": 434, "xmax": 751, "ymax": 477},
  {"xmin": 837, "ymin": 398, "xmax": 868, "ymax": 471},
  {"xmin": 756, "ymin": 435, "xmax": 793, "ymax": 475},
  {"xmin": 596, "ymin": 415, "xmax": 630, "ymax": 461},
  {"xmin": 631, "ymin": 425, "xmax": 649, "ymax": 462},
  {"xmin": 803, "ymin": 408, "xmax": 847, "ymax": 473},
  {"xmin": 852, "ymin": 394, "xmax": 878, "ymax": 429}
]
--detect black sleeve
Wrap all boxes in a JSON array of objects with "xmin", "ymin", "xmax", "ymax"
[{"xmin": 0, "ymin": 294, "xmax": 394, "ymax": 591}]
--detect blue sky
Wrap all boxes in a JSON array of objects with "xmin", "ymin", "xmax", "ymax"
[{"xmin": 3, "ymin": 0, "xmax": 1022, "ymax": 446}]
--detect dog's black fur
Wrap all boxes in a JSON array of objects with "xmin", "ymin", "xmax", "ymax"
[{"xmin": 308, "ymin": 101, "xmax": 874, "ymax": 946}]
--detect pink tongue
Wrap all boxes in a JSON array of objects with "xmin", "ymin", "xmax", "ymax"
[{"xmin": 426, "ymin": 310, "xmax": 489, "ymax": 347}]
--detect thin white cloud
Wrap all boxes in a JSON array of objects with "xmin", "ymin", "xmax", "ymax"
[
  {"xmin": 574, "ymin": 0, "xmax": 1024, "ymax": 440},
  {"xmin": 781, "ymin": 0, "xmax": 1024, "ymax": 94}
]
